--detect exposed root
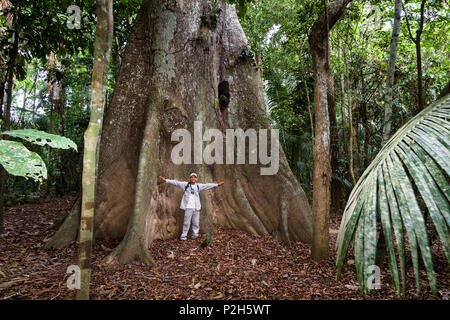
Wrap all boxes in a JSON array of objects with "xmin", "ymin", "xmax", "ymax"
[
  {"xmin": 103, "ymin": 91, "xmax": 160, "ymax": 266},
  {"xmin": 279, "ymin": 191, "xmax": 291, "ymax": 246},
  {"xmin": 233, "ymin": 179, "xmax": 268, "ymax": 235},
  {"xmin": 44, "ymin": 196, "xmax": 81, "ymax": 249},
  {"xmin": 103, "ymin": 239, "xmax": 155, "ymax": 265}
]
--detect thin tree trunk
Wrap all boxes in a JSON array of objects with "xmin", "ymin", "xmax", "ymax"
[
  {"xmin": 354, "ymin": 78, "xmax": 361, "ymax": 180},
  {"xmin": 338, "ymin": 38, "xmax": 347, "ymax": 158},
  {"xmin": 300, "ymin": 42, "xmax": 314, "ymax": 145},
  {"xmin": 382, "ymin": 0, "xmax": 402, "ymax": 143},
  {"xmin": 416, "ymin": 39, "xmax": 424, "ymax": 112},
  {"xmin": 343, "ymin": 10, "xmax": 356, "ymax": 187},
  {"xmin": 58, "ymin": 81, "xmax": 67, "ymax": 194},
  {"xmin": 32, "ymin": 67, "xmax": 38, "ymax": 126},
  {"xmin": 403, "ymin": 0, "xmax": 426, "ymax": 114},
  {"xmin": 328, "ymin": 48, "xmax": 341, "ymax": 211},
  {"xmin": 345, "ymin": 58, "xmax": 356, "ymax": 187},
  {"xmin": 378, "ymin": 0, "xmax": 402, "ymax": 266},
  {"xmin": 45, "ymin": 103, "xmax": 54, "ymax": 194},
  {"xmin": 0, "ymin": 80, "xmax": 5, "ymax": 119},
  {"xmin": 363, "ymin": 100, "xmax": 369, "ymax": 168},
  {"xmin": 76, "ymin": 0, "xmax": 113, "ymax": 300},
  {"xmin": 18, "ymin": 88, "xmax": 26, "ymax": 125},
  {"xmin": 309, "ymin": 0, "xmax": 351, "ymax": 261}
]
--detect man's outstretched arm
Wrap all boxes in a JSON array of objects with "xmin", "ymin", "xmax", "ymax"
[
  {"xmin": 198, "ymin": 181, "xmax": 224, "ymax": 191},
  {"xmin": 158, "ymin": 176, "xmax": 186, "ymax": 190}
]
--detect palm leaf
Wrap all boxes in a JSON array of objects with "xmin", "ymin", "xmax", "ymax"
[{"xmin": 336, "ymin": 94, "xmax": 450, "ymax": 296}]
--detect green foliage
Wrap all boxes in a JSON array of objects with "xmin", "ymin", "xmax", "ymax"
[
  {"xmin": 201, "ymin": 232, "xmax": 213, "ymax": 247},
  {"xmin": 240, "ymin": 0, "xmax": 318, "ymax": 194},
  {"xmin": 239, "ymin": 0, "xmax": 449, "ymax": 200},
  {"xmin": 3, "ymin": 129, "xmax": 78, "ymax": 151},
  {"xmin": 0, "ymin": 140, "xmax": 47, "ymax": 182},
  {"xmin": 226, "ymin": 0, "xmax": 255, "ymax": 18},
  {"xmin": 1, "ymin": 0, "xmax": 139, "ymax": 200},
  {"xmin": 0, "ymin": 129, "xmax": 77, "ymax": 182},
  {"xmin": 336, "ymin": 94, "xmax": 450, "ymax": 296}
]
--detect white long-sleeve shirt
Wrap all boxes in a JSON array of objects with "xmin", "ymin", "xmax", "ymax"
[
  {"xmin": 185, "ymin": 184, "xmax": 196, "ymax": 209},
  {"xmin": 165, "ymin": 179, "xmax": 218, "ymax": 211}
]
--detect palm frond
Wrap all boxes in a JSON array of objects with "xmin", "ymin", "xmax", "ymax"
[{"xmin": 336, "ymin": 94, "xmax": 450, "ymax": 296}]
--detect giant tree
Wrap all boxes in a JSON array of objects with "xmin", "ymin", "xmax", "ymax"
[{"xmin": 49, "ymin": 0, "xmax": 313, "ymax": 264}]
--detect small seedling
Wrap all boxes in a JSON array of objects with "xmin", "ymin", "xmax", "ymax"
[{"xmin": 201, "ymin": 232, "xmax": 213, "ymax": 247}]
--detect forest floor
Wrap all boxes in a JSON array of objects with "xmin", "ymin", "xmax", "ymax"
[{"xmin": 0, "ymin": 196, "xmax": 448, "ymax": 300}]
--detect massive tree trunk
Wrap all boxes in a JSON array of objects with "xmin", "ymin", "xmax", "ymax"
[
  {"xmin": 47, "ymin": 0, "xmax": 312, "ymax": 264},
  {"xmin": 84, "ymin": 0, "xmax": 311, "ymax": 264}
]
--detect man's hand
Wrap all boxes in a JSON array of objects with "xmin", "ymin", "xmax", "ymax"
[
  {"xmin": 158, "ymin": 176, "xmax": 166, "ymax": 182},
  {"xmin": 217, "ymin": 181, "xmax": 224, "ymax": 187}
]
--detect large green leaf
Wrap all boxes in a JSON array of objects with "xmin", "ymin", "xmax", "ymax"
[
  {"xmin": 336, "ymin": 93, "xmax": 450, "ymax": 296},
  {"xmin": 0, "ymin": 140, "xmax": 47, "ymax": 182},
  {"xmin": 1, "ymin": 129, "xmax": 78, "ymax": 151}
]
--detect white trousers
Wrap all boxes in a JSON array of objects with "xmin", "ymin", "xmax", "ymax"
[{"xmin": 180, "ymin": 208, "xmax": 200, "ymax": 240}]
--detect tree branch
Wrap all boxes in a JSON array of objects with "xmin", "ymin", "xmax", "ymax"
[
  {"xmin": 401, "ymin": 0, "xmax": 417, "ymax": 43},
  {"xmin": 309, "ymin": 0, "xmax": 352, "ymax": 42}
]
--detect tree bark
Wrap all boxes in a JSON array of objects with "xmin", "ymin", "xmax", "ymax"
[
  {"xmin": 57, "ymin": 79, "xmax": 68, "ymax": 194},
  {"xmin": 308, "ymin": 0, "xmax": 351, "ymax": 261},
  {"xmin": 327, "ymin": 43, "xmax": 341, "ymax": 211},
  {"xmin": 382, "ymin": 0, "xmax": 402, "ymax": 143},
  {"xmin": 415, "ymin": 38, "xmax": 424, "ymax": 112},
  {"xmin": 76, "ymin": 0, "xmax": 113, "ymax": 300},
  {"xmin": 32, "ymin": 65, "xmax": 38, "ymax": 126},
  {"xmin": 353, "ymin": 78, "xmax": 361, "ymax": 180},
  {"xmin": 337, "ymin": 38, "xmax": 348, "ymax": 164},
  {"xmin": 343, "ymin": 10, "xmax": 356, "ymax": 187},
  {"xmin": 103, "ymin": 90, "xmax": 159, "ymax": 265}
]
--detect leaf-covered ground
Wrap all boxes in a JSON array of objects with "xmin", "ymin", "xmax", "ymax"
[{"xmin": 0, "ymin": 196, "xmax": 448, "ymax": 300}]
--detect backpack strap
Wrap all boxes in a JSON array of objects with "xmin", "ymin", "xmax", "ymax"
[{"xmin": 184, "ymin": 183, "xmax": 199, "ymax": 192}]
